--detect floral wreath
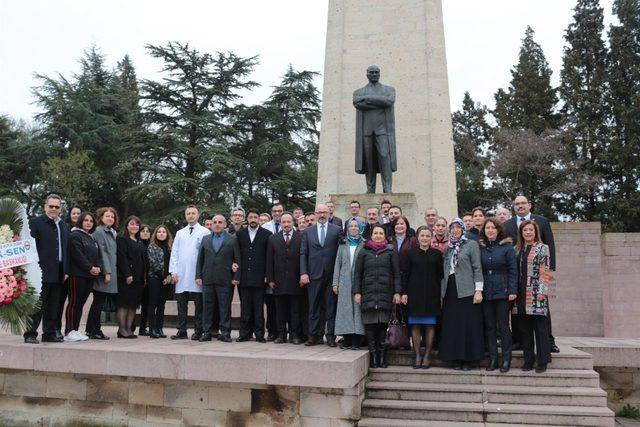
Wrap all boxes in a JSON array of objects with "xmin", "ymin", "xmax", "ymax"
[{"xmin": 0, "ymin": 198, "xmax": 40, "ymax": 334}]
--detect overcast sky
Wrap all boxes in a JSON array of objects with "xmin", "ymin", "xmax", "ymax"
[{"xmin": 0, "ymin": 0, "xmax": 616, "ymax": 123}]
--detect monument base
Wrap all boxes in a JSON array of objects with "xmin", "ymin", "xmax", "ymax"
[{"xmin": 329, "ymin": 193, "xmax": 421, "ymax": 228}]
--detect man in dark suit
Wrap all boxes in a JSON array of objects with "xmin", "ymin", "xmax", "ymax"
[
  {"xmin": 504, "ymin": 195, "xmax": 559, "ymax": 353},
  {"xmin": 299, "ymin": 204, "xmax": 342, "ymax": 347},
  {"xmin": 384, "ymin": 205, "xmax": 416, "ymax": 237},
  {"xmin": 236, "ymin": 209, "xmax": 272, "ymax": 342},
  {"xmin": 326, "ymin": 201, "xmax": 343, "ymax": 229},
  {"xmin": 24, "ymin": 194, "xmax": 70, "ymax": 344},
  {"xmin": 195, "ymin": 215, "xmax": 241, "ymax": 342},
  {"xmin": 267, "ymin": 212, "xmax": 304, "ymax": 344},
  {"xmin": 363, "ymin": 206, "xmax": 380, "ymax": 239}
]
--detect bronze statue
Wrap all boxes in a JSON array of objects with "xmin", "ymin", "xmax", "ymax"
[{"xmin": 353, "ymin": 65, "xmax": 397, "ymax": 193}]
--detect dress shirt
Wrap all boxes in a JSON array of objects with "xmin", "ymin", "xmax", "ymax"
[
  {"xmin": 248, "ymin": 226, "xmax": 258, "ymax": 243},
  {"xmin": 517, "ymin": 213, "xmax": 532, "ymax": 228},
  {"xmin": 212, "ymin": 231, "xmax": 225, "ymax": 251},
  {"xmin": 47, "ymin": 214, "xmax": 62, "ymax": 262},
  {"xmin": 317, "ymin": 222, "xmax": 327, "ymax": 246},
  {"xmin": 395, "ymin": 234, "xmax": 405, "ymax": 251}
]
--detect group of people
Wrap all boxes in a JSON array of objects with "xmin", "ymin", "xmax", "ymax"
[{"xmin": 23, "ymin": 193, "xmax": 556, "ymax": 374}]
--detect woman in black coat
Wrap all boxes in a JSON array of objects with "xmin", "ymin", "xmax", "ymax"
[
  {"xmin": 403, "ymin": 226, "xmax": 444, "ymax": 369},
  {"xmin": 479, "ymin": 218, "xmax": 517, "ymax": 373},
  {"xmin": 116, "ymin": 216, "xmax": 149, "ymax": 338},
  {"xmin": 147, "ymin": 225, "xmax": 173, "ymax": 339},
  {"xmin": 65, "ymin": 212, "xmax": 104, "ymax": 340},
  {"xmin": 353, "ymin": 224, "xmax": 402, "ymax": 369}
]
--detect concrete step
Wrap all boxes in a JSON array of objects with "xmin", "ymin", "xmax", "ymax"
[
  {"xmin": 366, "ymin": 381, "xmax": 607, "ymax": 407},
  {"xmin": 387, "ymin": 347, "xmax": 593, "ymax": 370},
  {"xmin": 368, "ymin": 366, "xmax": 601, "ymax": 387},
  {"xmin": 357, "ymin": 418, "xmax": 568, "ymax": 427},
  {"xmin": 362, "ymin": 399, "xmax": 614, "ymax": 426}
]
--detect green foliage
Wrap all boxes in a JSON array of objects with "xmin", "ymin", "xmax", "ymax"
[
  {"xmin": 617, "ymin": 404, "xmax": 640, "ymax": 419},
  {"xmin": 0, "ymin": 198, "xmax": 24, "ymax": 235},
  {"xmin": 494, "ymin": 27, "xmax": 559, "ymax": 135}
]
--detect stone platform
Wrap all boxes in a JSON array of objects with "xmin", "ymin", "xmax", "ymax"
[{"xmin": 0, "ymin": 326, "xmax": 368, "ymax": 426}]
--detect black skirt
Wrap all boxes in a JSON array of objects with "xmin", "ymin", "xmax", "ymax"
[
  {"xmin": 117, "ymin": 279, "xmax": 144, "ymax": 309},
  {"xmin": 439, "ymin": 275, "xmax": 485, "ymax": 362}
]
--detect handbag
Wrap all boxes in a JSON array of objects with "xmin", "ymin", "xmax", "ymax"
[{"xmin": 385, "ymin": 305, "xmax": 410, "ymax": 349}]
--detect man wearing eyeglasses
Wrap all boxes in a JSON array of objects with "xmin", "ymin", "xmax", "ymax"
[
  {"xmin": 299, "ymin": 204, "xmax": 342, "ymax": 347},
  {"xmin": 24, "ymin": 194, "xmax": 71, "ymax": 344}
]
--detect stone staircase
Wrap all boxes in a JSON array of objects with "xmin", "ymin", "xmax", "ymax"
[{"xmin": 358, "ymin": 347, "xmax": 615, "ymax": 426}]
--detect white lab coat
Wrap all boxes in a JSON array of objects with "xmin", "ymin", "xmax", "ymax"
[{"xmin": 169, "ymin": 223, "xmax": 210, "ymax": 294}]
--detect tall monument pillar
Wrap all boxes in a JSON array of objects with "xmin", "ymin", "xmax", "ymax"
[{"xmin": 316, "ymin": 0, "xmax": 458, "ymax": 222}]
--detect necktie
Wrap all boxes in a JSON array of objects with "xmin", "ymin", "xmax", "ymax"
[
  {"xmin": 189, "ymin": 226, "xmax": 194, "ymax": 235},
  {"xmin": 519, "ymin": 217, "xmax": 526, "ymax": 227},
  {"xmin": 320, "ymin": 224, "xmax": 326, "ymax": 247},
  {"xmin": 275, "ymin": 222, "xmax": 280, "ymax": 233},
  {"xmin": 285, "ymin": 232, "xmax": 290, "ymax": 246}
]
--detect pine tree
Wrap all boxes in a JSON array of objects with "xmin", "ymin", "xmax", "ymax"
[
  {"xmin": 137, "ymin": 42, "xmax": 258, "ymax": 223},
  {"xmin": 452, "ymin": 92, "xmax": 493, "ymax": 213},
  {"xmin": 558, "ymin": 0, "xmax": 609, "ymax": 221},
  {"xmin": 604, "ymin": 0, "xmax": 640, "ymax": 231},
  {"xmin": 494, "ymin": 26, "xmax": 559, "ymax": 135}
]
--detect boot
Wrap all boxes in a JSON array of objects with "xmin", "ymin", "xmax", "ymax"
[
  {"xmin": 500, "ymin": 357, "xmax": 511, "ymax": 373},
  {"xmin": 486, "ymin": 357, "xmax": 498, "ymax": 371},
  {"xmin": 369, "ymin": 351, "xmax": 379, "ymax": 369},
  {"xmin": 378, "ymin": 348, "xmax": 388, "ymax": 368},
  {"xmin": 366, "ymin": 329, "xmax": 379, "ymax": 368}
]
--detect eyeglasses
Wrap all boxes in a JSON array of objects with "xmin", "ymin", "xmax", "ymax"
[{"xmin": 48, "ymin": 205, "xmax": 61, "ymax": 210}]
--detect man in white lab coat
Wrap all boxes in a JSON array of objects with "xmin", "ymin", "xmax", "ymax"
[{"xmin": 169, "ymin": 205, "xmax": 210, "ymax": 340}]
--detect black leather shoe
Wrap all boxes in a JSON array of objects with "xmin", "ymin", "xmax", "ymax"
[
  {"xmin": 191, "ymin": 333, "xmax": 202, "ymax": 341},
  {"xmin": 305, "ymin": 337, "xmax": 318, "ymax": 346},
  {"xmin": 150, "ymin": 330, "xmax": 161, "ymax": 339},
  {"xmin": 139, "ymin": 328, "xmax": 150, "ymax": 336},
  {"xmin": 24, "ymin": 336, "xmax": 39, "ymax": 344},
  {"xmin": 461, "ymin": 363, "xmax": 472, "ymax": 371},
  {"xmin": 236, "ymin": 336, "xmax": 250, "ymax": 342},
  {"xmin": 117, "ymin": 332, "xmax": 137, "ymax": 339},
  {"xmin": 255, "ymin": 337, "xmax": 267, "ymax": 343},
  {"xmin": 55, "ymin": 330, "xmax": 64, "ymax": 340},
  {"xmin": 291, "ymin": 337, "xmax": 302, "ymax": 345},
  {"xmin": 158, "ymin": 330, "xmax": 167, "ymax": 338},
  {"xmin": 218, "ymin": 335, "xmax": 232, "ymax": 343},
  {"xmin": 89, "ymin": 331, "xmax": 110, "ymax": 340},
  {"xmin": 171, "ymin": 331, "xmax": 188, "ymax": 340},
  {"xmin": 42, "ymin": 335, "xmax": 64, "ymax": 343},
  {"xmin": 274, "ymin": 336, "xmax": 285, "ymax": 344},
  {"xmin": 535, "ymin": 363, "xmax": 547, "ymax": 373},
  {"xmin": 327, "ymin": 337, "xmax": 337, "ymax": 348},
  {"xmin": 522, "ymin": 364, "xmax": 534, "ymax": 372},
  {"xmin": 500, "ymin": 359, "xmax": 511, "ymax": 373},
  {"xmin": 551, "ymin": 344, "xmax": 560, "ymax": 353},
  {"xmin": 199, "ymin": 333, "xmax": 212, "ymax": 342},
  {"xmin": 486, "ymin": 358, "xmax": 498, "ymax": 371},
  {"xmin": 267, "ymin": 334, "xmax": 276, "ymax": 342}
]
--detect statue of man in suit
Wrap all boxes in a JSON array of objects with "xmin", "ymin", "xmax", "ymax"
[{"xmin": 353, "ymin": 65, "xmax": 397, "ymax": 193}]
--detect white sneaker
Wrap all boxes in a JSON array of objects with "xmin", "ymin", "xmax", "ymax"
[
  {"xmin": 64, "ymin": 331, "xmax": 82, "ymax": 342},
  {"xmin": 77, "ymin": 331, "xmax": 89, "ymax": 341}
]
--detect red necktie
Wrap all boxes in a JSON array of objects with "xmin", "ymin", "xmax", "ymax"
[{"xmin": 285, "ymin": 232, "xmax": 291, "ymax": 246}]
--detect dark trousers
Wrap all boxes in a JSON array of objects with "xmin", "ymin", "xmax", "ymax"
[
  {"xmin": 307, "ymin": 276, "xmax": 337, "ymax": 338},
  {"xmin": 512, "ymin": 302, "xmax": 555, "ymax": 346},
  {"xmin": 265, "ymin": 293, "xmax": 277, "ymax": 336},
  {"xmin": 365, "ymin": 322, "xmax": 387, "ymax": 352},
  {"xmin": 483, "ymin": 299, "xmax": 512, "ymax": 360},
  {"xmin": 239, "ymin": 287, "xmax": 265, "ymax": 340},
  {"xmin": 519, "ymin": 314, "xmax": 551, "ymax": 366},
  {"xmin": 147, "ymin": 277, "xmax": 170, "ymax": 331},
  {"xmin": 56, "ymin": 277, "xmax": 69, "ymax": 334},
  {"xmin": 139, "ymin": 285, "xmax": 150, "ymax": 330},
  {"xmin": 363, "ymin": 133, "xmax": 392, "ymax": 193},
  {"xmin": 86, "ymin": 290, "xmax": 108, "ymax": 334},
  {"xmin": 175, "ymin": 291, "xmax": 202, "ymax": 334},
  {"xmin": 25, "ymin": 263, "xmax": 64, "ymax": 340},
  {"xmin": 275, "ymin": 294, "xmax": 302, "ymax": 339},
  {"xmin": 64, "ymin": 276, "xmax": 93, "ymax": 334},
  {"xmin": 204, "ymin": 284, "xmax": 233, "ymax": 337}
]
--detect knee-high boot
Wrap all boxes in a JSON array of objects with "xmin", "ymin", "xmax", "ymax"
[
  {"xmin": 366, "ymin": 327, "xmax": 379, "ymax": 369},
  {"xmin": 377, "ymin": 323, "xmax": 388, "ymax": 368}
]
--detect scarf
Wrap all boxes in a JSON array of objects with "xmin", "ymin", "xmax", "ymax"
[
  {"xmin": 346, "ymin": 220, "xmax": 364, "ymax": 246},
  {"xmin": 366, "ymin": 239, "xmax": 388, "ymax": 255},
  {"xmin": 448, "ymin": 217, "xmax": 468, "ymax": 267}
]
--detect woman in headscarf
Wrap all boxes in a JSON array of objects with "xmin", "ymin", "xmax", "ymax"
[
  {"xmin": 439, "ymin": 218, "xmax": 485, "ymax": 370},
  {"xmin": 332, "ymin": 219, "xmax": 366, "ymax": 349}
]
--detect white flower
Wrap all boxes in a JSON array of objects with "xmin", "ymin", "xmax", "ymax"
[{"xmin": 0, "ymin": 225, "xmax": 13, "ymax": 245}]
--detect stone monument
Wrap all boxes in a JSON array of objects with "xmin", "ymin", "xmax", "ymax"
[{"xmin": 316, "ymin": 0, "xmax": 458, "ymax": 225}]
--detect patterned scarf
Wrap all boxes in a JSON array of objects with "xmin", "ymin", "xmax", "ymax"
[
  {"xmin": 366, "ymin": 239, "xmax": 388, "ymax": 254},
  {"xmin": 346, "ymin": 220, "xmax": 364, "ymax": 247},
  {"xmin": 448, "ymin": 217, "xmax": 468, "ymax": 267}
]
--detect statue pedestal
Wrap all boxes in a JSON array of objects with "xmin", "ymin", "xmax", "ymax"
[{"xmin": 329, "ymin": 193, "xmax": 421, "ymax": 228}]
